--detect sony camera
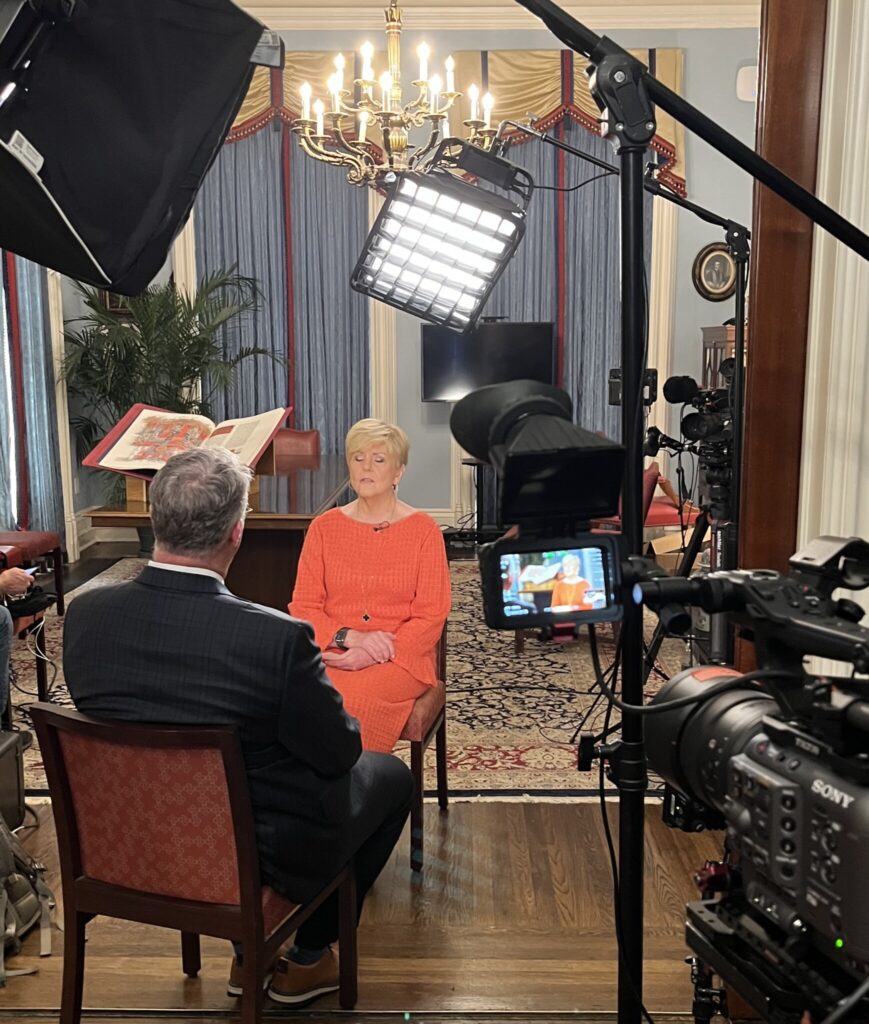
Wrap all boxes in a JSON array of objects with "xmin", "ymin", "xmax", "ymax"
[
  {"xmin": 635, "ymin": 535, "xmax": 869, "ymax": 1020},
  {"xmin": 644, "ymin": 367, "xmax": 735, "ymax": 521},
  {"xmin": 449, "ymin": 379, "xmax": 626, "ymax": 631}
]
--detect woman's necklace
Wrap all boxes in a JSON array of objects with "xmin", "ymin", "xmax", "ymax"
[{"xmin": 354, "ymin": 492, "xmax": 398, "ymax": 533}]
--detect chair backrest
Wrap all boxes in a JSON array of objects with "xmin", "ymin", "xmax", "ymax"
[
  {"xmin": 642, "ymin": 461, "xmax": 661, "ymax": 521},
  {"xmin": 29, "ymin": 703, "xmax": 261, "ymax": 910},
  {"xmin": 435, "ymin": 622, "xmax": 447, "ymax": 682},
  {"xmin": 273, "ymin": 428, "xmax": 320, "ymax": 455}
]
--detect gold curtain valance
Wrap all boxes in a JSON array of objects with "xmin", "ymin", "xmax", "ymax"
[
  {"xmin": 453, "ymin": 48, "xmax": 685, "ymax": 193},
  {"xmin": 228, "ymin": 48, "xmax": 685, "ymax": 193}
]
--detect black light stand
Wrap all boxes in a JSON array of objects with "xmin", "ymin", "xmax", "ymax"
[{"xmin": 504, "ymin": 3, "xmax": 869, "ymax": 1023}]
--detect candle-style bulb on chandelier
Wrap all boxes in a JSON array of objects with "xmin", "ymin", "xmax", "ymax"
[{"xmin": 291, "ymin": 0, "xmax": 497, "ymax": 186}]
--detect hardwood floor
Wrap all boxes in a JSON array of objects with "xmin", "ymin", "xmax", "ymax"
[{"xmin": 4, "ymin": 799, "xmax": 722, "ymax": 1019}]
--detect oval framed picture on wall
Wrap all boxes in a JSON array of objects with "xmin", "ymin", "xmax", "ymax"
[{"xmin": 691, "ymin": 242, "xmax": 737, "ymax": 301}]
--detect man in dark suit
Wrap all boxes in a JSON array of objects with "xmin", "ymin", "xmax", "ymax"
[{"xmin": 63, "ymin": 447, "xmax": 413, "ymax": 1007}]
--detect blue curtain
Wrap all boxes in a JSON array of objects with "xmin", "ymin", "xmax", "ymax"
[
  {"xmin": 561, "ymin": 123, "xmax": 622, "ymax": 437},
  {"xmin": 0, "ymin": 256, "xmax": 64, "ymax": 535},
  {"xmin": 15, "ymin": 257, "xmax": 64, "ymax": 535},
  {"xmin": 194, "ymin": 128, "xmax": 290, "ymax": 423},
  {"xmin": 289, "ymin": 137, "xmax": 369, "ymax": 452},
  {"xmin": 482, "ymin": 140, "xmax": 559, "ymax": 324},
  {"xmin": 195, "ymin": 124, "xmax": 369, "ymax": 454},
  {"xmin": 562, "ymin": 123, "xmax": 654, "ymax": 438}
]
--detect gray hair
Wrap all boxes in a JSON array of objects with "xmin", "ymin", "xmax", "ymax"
[{"xmin": 149, "ymin": 448, "xmax": 252, "ymax": 556}]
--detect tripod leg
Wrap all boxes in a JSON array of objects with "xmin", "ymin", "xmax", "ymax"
[{"xmin": 643, "ymin": 512, "xmax": 709, "ymax": 682}]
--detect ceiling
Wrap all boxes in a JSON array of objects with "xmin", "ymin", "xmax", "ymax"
[{"xmin": 239, "ymin": 0, "xmax": 761, "ymax": 32}]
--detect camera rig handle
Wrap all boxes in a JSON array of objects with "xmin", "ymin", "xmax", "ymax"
[
  {"xmin": 789, "ymin": 536, "xmax": 869, "ymax": 596},
  {"xmin": 634, "ymin": 553, "xmax": 869, "ymax": 677}
]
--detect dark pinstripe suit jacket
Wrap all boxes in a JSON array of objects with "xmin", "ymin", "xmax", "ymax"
[{"xmin": 63, "ymin": 565, "xmax": 362, "ymax": 901}]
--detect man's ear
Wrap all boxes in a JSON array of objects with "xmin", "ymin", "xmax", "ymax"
[{"xmin": 230, "ymin": 519, "xmax": 245, "ymax": 548}]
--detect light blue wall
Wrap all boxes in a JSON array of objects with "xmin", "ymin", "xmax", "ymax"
[{"xmin": 288, "ymin": 26, "xmax": 759, "ymax": 509}]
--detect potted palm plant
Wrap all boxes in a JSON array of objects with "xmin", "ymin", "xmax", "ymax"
[{"xmin": 62, "ymin": 269, "xmax": 276, "ymax": 552}]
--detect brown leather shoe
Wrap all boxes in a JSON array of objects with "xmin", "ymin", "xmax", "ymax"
[
  {"xmin": 226, "ymin": 954, "xmax": 276, "ymax": 997},
  {"xmin": 267, "ymin": 947, "xmax": 339, "ymax": 1006}
]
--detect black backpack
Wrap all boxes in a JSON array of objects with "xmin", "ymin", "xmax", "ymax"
[{"xmin": 0, "ymin": 810, "xmax": 53, "ymax": 985}]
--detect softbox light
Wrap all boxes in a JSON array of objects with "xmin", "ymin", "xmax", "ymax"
[
  {"xmin": 0, "ymin": 0, "xmax": 277, "ymax": 295},
  {"xmin": 350, "ymin": 141, "xmax": 533, "ymax": 332}
]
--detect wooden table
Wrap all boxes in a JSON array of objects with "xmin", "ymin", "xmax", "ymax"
[{"xmin": 87, "ymin": 454, "xmax": 349, "ymax": 611}]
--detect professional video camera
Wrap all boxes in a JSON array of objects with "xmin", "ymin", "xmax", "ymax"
[
  {"xmin": 644, "ymin": 363, "xmax": 735, "ymax": 522},
  {"xmin": 449, "ymin": 378, "xmax": 626, "ymax": 632},
  {"xmin": 634, "ymin": 535, "xmax": 869, "ymax": 1022}
]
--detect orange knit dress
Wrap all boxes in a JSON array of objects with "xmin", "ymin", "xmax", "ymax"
[{"xmin": 289, "ymin": 507, "xmax": 452, "ymax": 752}]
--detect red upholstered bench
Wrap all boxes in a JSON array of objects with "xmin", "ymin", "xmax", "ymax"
[
  {"xmin": 0, "ymin": 544, "xmax": 24, "ymax": 569},
  {"xmin": 0, "ymin": 531, "xmax": 64, "ymax": 615}
]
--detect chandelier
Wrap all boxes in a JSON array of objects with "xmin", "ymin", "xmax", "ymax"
[{"xmin": 292, "ymin": 0, "xmax": 496, "ymax": 186}]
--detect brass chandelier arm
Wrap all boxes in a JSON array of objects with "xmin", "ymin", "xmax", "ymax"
[
  {"xmin": 334, "ymin": 124, "xmax": 380, "ymax": 174},
  {"xmin": 413, "ymin": 118, "xmax": 446, "ymax": 166},
  {"xmin": 295, "ymin": 127, "xmax": 369, "ymax": 180}
]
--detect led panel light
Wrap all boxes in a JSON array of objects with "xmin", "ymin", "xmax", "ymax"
[{"xmin": 351, "ymin": 168, "xmax": 528, "ymax": 331}]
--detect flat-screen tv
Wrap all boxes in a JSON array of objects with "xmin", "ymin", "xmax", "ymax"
[{"xmin": 421, "ymin": 321, "xmax": 556, "ymax": 402}]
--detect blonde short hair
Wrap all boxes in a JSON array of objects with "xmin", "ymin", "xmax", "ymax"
[{"xmin": 345, "ymin": 418, "xmax": 410, "ymax": 467}]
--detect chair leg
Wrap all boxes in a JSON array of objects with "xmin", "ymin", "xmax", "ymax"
[
  {"xmin": 52, "ymin": 546, "xmax": 65, "ymax": 616},
  {"xmin": 435, "ymin": 717, "xmax": 448, "ymax": 811},
  {"xmin": 239, "ymin": 943, "xmax": 264, "ymax": 1024},
  {"xmin": 337, "ymin": 868, "xmax": 358, "ymax": 1009},
  {"xmin": 60, "ymin": 910, "xmax": 87, "ymax": 1024},
  {"xmin": 180, "ymin": 932, "xmax": 200, "ymax": 977},
  {"xmin": 409, "ymin": 740, "xmax": 424, "ymax": 872}
]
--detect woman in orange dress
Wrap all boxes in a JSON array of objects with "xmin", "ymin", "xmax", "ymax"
[
  {"xmin": 289, "ymin": 419, "xmax": 451, "ymax": 753},
  {"xmin": 549, "ymin": 553, "xmax": 593, "ymax": 611}
]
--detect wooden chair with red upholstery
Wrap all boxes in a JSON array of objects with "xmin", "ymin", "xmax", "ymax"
[
  {"xmin": 270, "ymin": 429, "xmax": 321, "ymax": 471},
  {"xmin": 0, "ymin": 531, "xmax": 65, "ymax": 615},
  {"xmin": 398, "ymin": 625, "xmax": 448, "ymax": 872},
  {"xmin": 29, "ymin": 703, "xmax": 358, "ymax": 1024}
]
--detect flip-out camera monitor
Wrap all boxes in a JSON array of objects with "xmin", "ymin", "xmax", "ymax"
[{"xmin": 479, "ymin": 534, "xmax": 624, "ymax": 630}]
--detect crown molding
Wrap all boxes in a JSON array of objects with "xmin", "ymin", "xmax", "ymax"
[{"xmin": 242, "ymin": 3, "xmax": 760, "ymax": 32}]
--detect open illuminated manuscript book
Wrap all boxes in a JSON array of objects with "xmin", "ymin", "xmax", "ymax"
[{"xmin": 82, "ymin": 404, "xmax": 292, "ymax": 480}]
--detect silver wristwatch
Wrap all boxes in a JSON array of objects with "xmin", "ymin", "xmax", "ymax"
[{"xmin": 333, "ymin": 626, "xmax": 351, "ymax": 650}]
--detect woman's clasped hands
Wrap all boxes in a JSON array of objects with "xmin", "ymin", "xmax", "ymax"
[{"xmin": 321, "ymin": 629, "xmax": 397, "ymax": 671}]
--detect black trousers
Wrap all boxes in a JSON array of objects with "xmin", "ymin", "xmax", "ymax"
[{"xmin": 294, "ymin": 751, "xmax": 413, "ymax": 949}]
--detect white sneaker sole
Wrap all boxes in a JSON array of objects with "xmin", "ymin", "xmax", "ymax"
[{"xmin": 267, "ymin": 981, "xmax": 339, "ymax": 1006}]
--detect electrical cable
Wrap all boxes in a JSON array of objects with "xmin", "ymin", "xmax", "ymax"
[
  {"xmin": 534, "ymin": 171, "xmax": 614, "ymax": 193},
  {"xmin": 819, "ymin": 975, "xmax": 869, "ymax": 1024}
]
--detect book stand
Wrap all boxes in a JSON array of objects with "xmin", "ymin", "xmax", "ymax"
[{"xmin": 121, "ymin": 439, "xmax": 284, "ymax": 508}]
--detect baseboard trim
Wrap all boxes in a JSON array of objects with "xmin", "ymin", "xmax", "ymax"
[
  {"xmin": 420, "ymin": 508, "xmax": 455, "ymax": 527},
  {"xmin": 77, "ymin": 508, "xmax": 138, "ymax": 551}
]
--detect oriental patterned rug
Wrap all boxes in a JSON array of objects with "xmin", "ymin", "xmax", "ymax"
[{"xmin": 10, "ymin": 557, "xmax": 682, "ymax": 795}]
